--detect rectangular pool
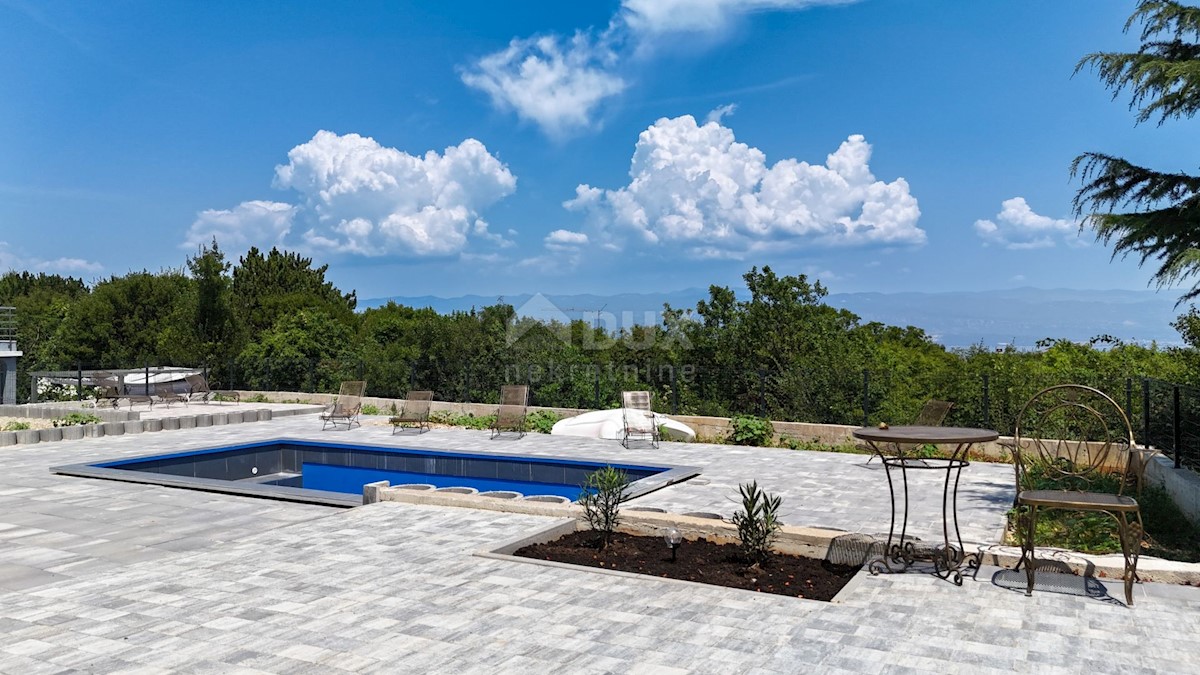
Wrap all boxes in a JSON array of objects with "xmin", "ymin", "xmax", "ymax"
[{"xmin": 52, "ymin": 439, "xmax": 700, "ymax": 507}]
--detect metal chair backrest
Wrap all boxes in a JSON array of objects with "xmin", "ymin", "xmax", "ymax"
[
  {"xmin": 335, "ymin": 381, "xmax": 366, "ymax": 413},
  {"xmin": 1013, "ymin": 384, "xmax": 1138, "ymax": 496},
  {"xmin": 913, "ymin": 400, "xmax": 953, "ymax": 427},
  {"xmin": 622, "ymin": 390, "xmax": 652, "ymax": 411},
  {"xmin": 401, "ymin": 390, "xmax": 433, "ymax": 419},
  {"xmin": 498, "ymin": 385, "xmax": 528, "ymax": 412},
  {"xmin": 185, "ymin": 373, "xmax": 210, "ymax": 395}
]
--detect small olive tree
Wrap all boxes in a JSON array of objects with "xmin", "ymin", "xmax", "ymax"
[{"xmin": 579, "ymin": 466, "xmax": 631, "ymax": 549}]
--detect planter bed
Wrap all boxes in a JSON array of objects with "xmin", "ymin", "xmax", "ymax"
[{"xmin": 515, "ymin": 530, "xmax": 859, "ymax": 601}]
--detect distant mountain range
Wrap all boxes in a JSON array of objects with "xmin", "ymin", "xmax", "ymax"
[{"xmin": 361, "ymin": 287, "xmax": 1186, "ymax": 348}]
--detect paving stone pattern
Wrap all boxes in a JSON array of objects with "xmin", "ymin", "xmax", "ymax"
[{"xmin": 0, "ymin": 414, "xmax": 1196, "ymax": 672}]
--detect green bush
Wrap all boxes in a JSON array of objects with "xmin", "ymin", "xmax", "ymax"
[
  {"xmin": 246, "ymin": 393, "xmax": 270, "ymax": 403},
  {"xmin": 427, "ymin": 411, "xmax": 496, "ymax": 430},
  {"xmin": 52, "ymin": 413, "xmax": 102, "ymax": 427},
  {"xmin": 731, "ymin": 481, "xmax": 782, "ymax": 564},
  {"xmin": 729, "ymin": 415, "xmax": 774, "ymax": 446},
  {"xmin": 525, "ymin": 410, "xmax": 561, "ymax": 434},
  {"xmin": 361, "ymin": 404, "xmax": 380, "ymax": 415},
  {"xmin": 579, "ymin": 466, "xmax": 630, "ymax": 549},
  {"xmin": 2, "ymin": 421, "xmax": 31, "ymax": 431}
]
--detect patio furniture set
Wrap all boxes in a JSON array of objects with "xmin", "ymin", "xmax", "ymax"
[{"xmin": 91, "ymin": 372, "xmax": 240, "ymax": 409}]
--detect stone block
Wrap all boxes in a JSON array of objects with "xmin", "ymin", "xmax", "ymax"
[
  {"xmin": 195, "ymin": 414, "xmax": 212, "ymax": 428},
  {"xmin": 363, "ymin": 480, "xmax": 390, "ymax": 505},
  {"xmin": 179, "ymin": 416, "xmax": 196, "ymax": 429},
  {"xmin": 211, "ymin": 412, "xmax": 228, "ymax": 426},
  {"xmin": 162, "ymin": 417, "xmax": 180, "ymax": 431},
  {"xmin": 226, "ymin": 411, "xmax": 244, "ymax": 424},
  {"xmin": 0, "ymin": 432, "xmax": 15, "ymax": 447},
  {"xmin": 14, "ymin": 429, "xmax": 39, "ymax": 444},
  {"xmin": 82, "ymin": 424, "xmax": 104, "ymax": 438},
  {"xmin": 124, "ymin": 421, "xmax": 143, "ymax": 434},
  {"xmin": 257, "ymin": 409, "xmax": 272, "ymax": 422},
  {"xmin": 38, "ymin": 427, "xmax": 63, "ymax": 442},
  {"xmin": 144, "ymin": 419, "xmax": 163, "ymax": 432},
  {"xmin": 61, "ymin": 426, "xmax": 85, "ymax": 441},
  {"xmin": 102, "ymin": 422, "xmax": 125, "ymax": 436}
]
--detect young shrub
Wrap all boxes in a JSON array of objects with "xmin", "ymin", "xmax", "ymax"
[
  {"xmin": 579, "ymin": 466, "xmax": 631, "ymax": 549},
  {"xmin": 360, "ymin": 404, "xmax": 380, "ymax": 415},
  {"xmin": 729, "ymin": 415, "xmax": 775, "ymax": 446},
  {"xmin": 525, "ymin": 410, "xmax": 561, "ymax": 434},
  {"xmin": 52, "ymin": 413, "xmax": 102, "ymax": 427},
  {"xmin": 731, "ymin": 481, "xmax": 783, "ymax": 564},
  {"xmin": 2, "ymin": 421, "xmax": 31, "ymax": 431}
]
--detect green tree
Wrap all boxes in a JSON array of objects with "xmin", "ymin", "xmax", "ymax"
[
  {"xmin": 187, "ymin": 239, "xmax": 233, "ymax": 363},
  {"xmin": 52, "ymin": 270, "xmax": 196, "ymax": 367},
  {"xmin": 1073, "ymin": 1, "xmax": 1200, "ymax": 301},
  {"xmin": 230, "ymin": 247, "xmax": 357, "ymax": 337},
  {"xmin": 238, "ymin": 309, "xmax": 356, "ymax": 391}
]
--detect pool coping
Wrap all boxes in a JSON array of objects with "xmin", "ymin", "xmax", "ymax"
[{"xmin": 49, "ymin": 436, "xmax": 703, "ymax": 508}]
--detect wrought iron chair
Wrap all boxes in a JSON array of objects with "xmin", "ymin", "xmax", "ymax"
[
  {"xmin": 1012, "ymin": 384, "xmax": 1146, "ymax": 605},
  {"xmin": 153, "ymin": 383, "xmax": 187, "ymax": 408},
  {"xmin": 390, "ymin": 390, "xmax": 433, "ymax": 434},
  {"xmin": 91, "ymin": 372, "xmax": 122, "ymax": 408},
  {"xmin": 621, "ymin": 390, "xmax": 660, "ymax": 448},
  {"xmin": 864, "ymin": 399, "xmax": 954, "ymax": 464},
  {"xmin": 320, "ymin": 381, "xmax": 367, "ymax": 430},
  {"xmin": 491, "ymin": 385, "xmax": 528, "ymax": 438},
  {"xmin": 184, "ymin": 373, "xmax": 240, "ymax": 404}
]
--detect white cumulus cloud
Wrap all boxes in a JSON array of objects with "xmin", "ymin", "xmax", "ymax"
[
  {"xmin": 34, "ymin": 257, "xmax": 103, "ymax": 274},
  {"xmin": 0, "ymin": 241, "xmax": 103, "ymax": 277},
  {"xmin": 544, "ymin": 229, "xmax": 590, "ymax": 251},
  {"xmin": 186, "ymin": 131, "xmax": 517, "ymax": 257},
  {"xmin": 564, "ymin": 115, "xmax": 923, "ymax": 258},
  {"xmin": 463, "ymin": 0, "xmax": 854, "ymax": 136},
  {"xmin": 974, "ymin": 197, "xmax": 1081, "ymax": 250},
  {"xmin": 621, "ymin": 0, "xmax": 854, "ymax": 36},
  {"xmin": 184, "ymin": 200, "xmax": 297, "ymax": 250},
  {"xmin": 461, "ymin": 33, "xmax": 626, "ymax": 138},
  {"xmin": 704, "ymin": 103, "xmax": 737, "ymax": 124}
]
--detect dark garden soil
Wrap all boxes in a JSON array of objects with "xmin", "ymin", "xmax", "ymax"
[{"xmin": 514, "ymin": 531, "xmax": 860, "ymax": 601}]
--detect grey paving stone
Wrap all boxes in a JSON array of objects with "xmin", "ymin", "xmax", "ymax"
[{"xmin": 0, "ymin": 415, "xmax": 1192, "ymax": 672}]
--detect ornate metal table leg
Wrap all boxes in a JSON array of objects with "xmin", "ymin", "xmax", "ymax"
[{"xmin": 868, "ymin": 442, "xmax": 916, "ymax": 575}]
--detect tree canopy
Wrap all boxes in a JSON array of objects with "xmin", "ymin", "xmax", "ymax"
[{"xmin": 1073, "ymin": 0, "xmax": 1200, "ymax": 302}]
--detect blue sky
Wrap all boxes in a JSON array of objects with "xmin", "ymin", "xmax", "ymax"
[{"xmin": 2, "ymin": 0, "xmax": 1197, "ymax": 301}]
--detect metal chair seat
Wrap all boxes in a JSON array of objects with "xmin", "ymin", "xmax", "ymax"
[{"xmin": 1018, "ymin": 490, "xmax": 1138, "ymax": 511}]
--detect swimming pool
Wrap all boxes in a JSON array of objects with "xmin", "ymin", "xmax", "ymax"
[{"xmin": 52, "ymin": 439, "xmax": 700, "ymax": 507}]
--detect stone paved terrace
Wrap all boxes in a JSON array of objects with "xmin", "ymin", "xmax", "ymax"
[{"xmin": 0, "ymin": 412, "xmax": 1197, "ymax": 673}]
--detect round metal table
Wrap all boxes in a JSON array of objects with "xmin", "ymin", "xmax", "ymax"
[{"xmin": 852, "ymin": 425, "xmax": 999, "ymax": 585}]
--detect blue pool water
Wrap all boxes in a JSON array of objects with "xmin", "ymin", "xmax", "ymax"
[{"xmin": 85, "ymin": 439, "xmax": 675, "ymax": 502}]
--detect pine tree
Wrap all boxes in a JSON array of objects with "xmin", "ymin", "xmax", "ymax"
[{"xmin": 1072, "ymin": 1, "xmax": 1200, "ymax": 302}]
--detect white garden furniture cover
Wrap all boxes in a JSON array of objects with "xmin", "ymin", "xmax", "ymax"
[{"xmin": 550, "ymin": 408, "xmax": 696, "ymax": 442}]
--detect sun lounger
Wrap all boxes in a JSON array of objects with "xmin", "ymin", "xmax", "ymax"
[
  {"xmin": 390, "ymin": 390, "xmax": 433, "ymax": 434},
  {"xmin": 154, "ymin": 383, "xmax": 187, "ymax": 408},
  {"xmin": 491, "ymin": 385, "xmax": 528, "ymax": 439},
  {"xmin": 321, "ymin": 381, "xmax": 367, "ymax": 430},
  {"xmin": 622, "ymin": 390, "xmax": 660, "ymax": 448},
  {"xmin": 90, "ymin": 372, "xmax": 154, "ymax": 409},
  {"xmin": 184, "ymin": 374, "xmax": 240, "ymax": 404}
]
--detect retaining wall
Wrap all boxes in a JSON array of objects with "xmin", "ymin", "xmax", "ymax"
[{"xmin": 0, "ymin": 405, "xmax": 322, "ymax": 448}]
